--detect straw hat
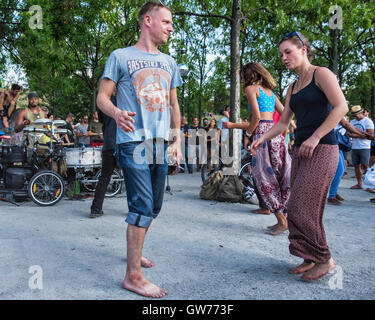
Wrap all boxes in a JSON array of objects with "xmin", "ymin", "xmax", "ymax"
[{"xmin": 351, "ymin": 105, "xmax": 363, "ymax": 115}]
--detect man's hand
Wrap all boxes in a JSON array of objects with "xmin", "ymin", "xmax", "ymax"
[
  {"xmin": 170, "ymin": 140, "xmax": 183, "ymax": 166},
  {"xmin": 114, "ymin": 110, "xmax": 136, "ymax": 132}
]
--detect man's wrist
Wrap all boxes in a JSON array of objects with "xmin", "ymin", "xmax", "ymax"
[{"xmin": 245, "ymin": 131, "xmax": 252, "ymax": 138}]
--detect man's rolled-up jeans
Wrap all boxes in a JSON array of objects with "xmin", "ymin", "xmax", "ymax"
[{"xmin": 115, "ymin": 139, "xmax": 168, "ymax": 228}]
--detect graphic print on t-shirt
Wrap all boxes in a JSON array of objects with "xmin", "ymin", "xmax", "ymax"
[{"xmin": 128, "ymin": 59, "xmax": 171, "ymax": 113}]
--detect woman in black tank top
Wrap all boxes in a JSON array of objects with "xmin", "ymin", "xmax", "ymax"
[{"xmin": 250, "ymin": 32, "xmax": 348, "ymax": 282}]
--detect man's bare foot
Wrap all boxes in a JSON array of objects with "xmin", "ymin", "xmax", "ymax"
[
  {"xmin": 266, "ymin": 224, "xmax": 288, "ymax": 235},
  {"xmin": 350, "ymin": 184, "xmax": 362, "ymax": 189},
  {"xmin": 123, "ymin": 273, "xmax": 168, "ymax": 298},
  {"xmin": 141, "ymin": 256, "xmax": 155, "ymax": 268},
  {"xmin": 301, "ymin": 258, "xmax": 336, "ymax": 281},
  {"xmin": 289, "ymin": 260, "xmax": 316, "ymax": 274},
  {"xmin": 251, "ymin": 208, "xmax": 271, "ymax": 215}
]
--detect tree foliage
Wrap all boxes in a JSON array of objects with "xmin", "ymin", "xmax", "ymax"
[{"xmin": 1, "ymin": 0, "xmax": 374, "ymax": 121}]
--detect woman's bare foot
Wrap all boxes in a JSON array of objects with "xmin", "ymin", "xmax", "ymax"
[
  {"xmin": 251, "ymin": 208, "xmax": 271, "ymax": 215},
  {"xmin": 141, "ymin": 256, "xmax": 155, "ymax": 268},
  {"xmin": 301, "ymin": 258, "xmax": 336, "ymax": 281},
  {"xmin": 289, "ymin": 260, "xmax": 316, "ymax": 274},
  {"xmin": 123, "ymin": 272, "xmax": 168, "ymax": 298},
  {"xmin": 266, "ymin": 224, "xmax": 288, "ymax": 235},
  {"xmin": 266, "ymin": 212, "xmax": 288, "ymax": 235},
  {"xmin": 267, "ymin": 223, "xmax": 278, "ymax": 230}
]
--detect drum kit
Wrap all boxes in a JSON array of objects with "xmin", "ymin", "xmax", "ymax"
[{"xmin": 0, "ymin": 118, "xmax": 124, "ymax": 206}]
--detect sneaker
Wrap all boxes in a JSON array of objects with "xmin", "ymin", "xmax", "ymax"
[
  {"xmin": 370, "ymin": 198, "xmax": 375, "ymax": 203},
  {"xmin": 243, "ymin": 186, "xmax": 255, "ymax": 200}
]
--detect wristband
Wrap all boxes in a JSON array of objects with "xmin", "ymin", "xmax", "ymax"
[{"xmin": 245, "ymin": 131, "xmax": 252, "ymax": 138}]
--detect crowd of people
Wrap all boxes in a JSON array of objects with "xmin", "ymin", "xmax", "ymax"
[
  {"xmin": 2, "ymin": 0, "xmax": 375, "ymax": 299},
  {"xmin": 0, "ymin": 89, "xmax": 105, "ymax": 148}
]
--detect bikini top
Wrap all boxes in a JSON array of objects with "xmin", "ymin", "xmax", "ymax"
[{"xmin": 257, "ymin": 87, "xmax": 275, "ymax": 113}]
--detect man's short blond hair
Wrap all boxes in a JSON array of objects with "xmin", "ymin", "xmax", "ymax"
[{"xmin": 138, "ymin": 1, "xmax": 172, "ymax": 28}]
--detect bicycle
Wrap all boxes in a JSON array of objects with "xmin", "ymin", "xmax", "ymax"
[{"xmin": 200, "ymin": 151, "xmax": 253, "ymax": 183}]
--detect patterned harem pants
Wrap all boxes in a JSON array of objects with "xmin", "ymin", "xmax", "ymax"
[
  {"xmin": 287, "ymin": 144, "xmax": 339, "ymax": 263},
  {"xmin": 252, "ymin": 120, "xmax": 292, "ymax": 215}
]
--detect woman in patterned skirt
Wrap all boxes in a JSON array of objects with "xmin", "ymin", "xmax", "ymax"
[
  {"xmin": 224, "ymin": 62, "xmax": 291, "ymax": 235},
  {"xmin": 251, "ymin": 31, "xmax": 348, "ymax": 281}
]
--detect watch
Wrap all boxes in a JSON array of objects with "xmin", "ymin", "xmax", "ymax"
[{"xmin": 245, "ymin": 131, "xmax": 252, "ymax": 138}]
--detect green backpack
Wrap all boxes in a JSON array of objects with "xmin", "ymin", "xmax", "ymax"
[
  {"xmin": 200, "ymin": 170, "xmax": 223, "ymax": 200},
  {"xmin": 216, "ymin": 175, "xmax": 244, "ymax": 203}
]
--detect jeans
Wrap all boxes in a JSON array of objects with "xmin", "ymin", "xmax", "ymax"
[
  {"xmin": 328, "ymin": 149, "xmax": 345, "ymax": 198},
  {"xmin": 90, "ymin": 149, "xmax": 116, "ymax": 214},
  {"xmin": 115, "ymin": 139, "xmax": 168, "ymax": 228}
]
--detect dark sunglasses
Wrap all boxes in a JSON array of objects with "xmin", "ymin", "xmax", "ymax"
[{"xmin": 282, "ymin": 31, "xmax": 305, "ymax": 46}]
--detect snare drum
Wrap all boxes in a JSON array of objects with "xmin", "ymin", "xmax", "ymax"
[{"xmin": 65, "ymin": 147, "xmax": 102, "ymax": 167}]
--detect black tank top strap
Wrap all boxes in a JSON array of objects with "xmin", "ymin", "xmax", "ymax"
[
  {"xmin": 312, "ymin": 68, "xmax": 318, "ymax": 83},
  {"xmin": 291, "ymin": 81, "xmax": 297, "ymax": 91}
]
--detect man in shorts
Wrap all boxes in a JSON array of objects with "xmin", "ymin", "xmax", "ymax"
[
  {"xmin": 96, "ymin": 1, "xmax": 182, "ymax": 298},
  {"xmin": 349, "ymin": 105, "xmax": 374, "ymax": 189}
]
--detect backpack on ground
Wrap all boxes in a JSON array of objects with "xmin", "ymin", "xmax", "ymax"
[
  {"xmin": 199, "ymin": 170, "xmax": 223, "ymax": 200},
  {"xmin": 216, "ymin": 175, "xmax": 244, "ymax": 203}
]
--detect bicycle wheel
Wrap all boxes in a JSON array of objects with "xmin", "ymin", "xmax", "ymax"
[
  {"xmin": 28, "ymin": 170, "xmax": 65, "ymax": 206},
  {"xmin": 94, "ymin": 168, "xmax": 124, "ymax": 197},
  {"xmin": 238, "ymin": 160, "xmax": 253, "ymax": 183},
  {"xmin": 81, "ymin": 170, "xmax": 98, "ymax": 193}
]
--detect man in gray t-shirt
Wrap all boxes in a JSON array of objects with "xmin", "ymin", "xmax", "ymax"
[
  {"xmin": 75, "ymin": 115, "xmax": 91, "ymax": 147},
  {"xmin": 96, "ymin": 1, "xmax": 182, "ymax": 299}
]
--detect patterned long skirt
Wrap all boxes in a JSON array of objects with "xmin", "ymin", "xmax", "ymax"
[
  {"xmin": 287, "ymin": 144, "xmax": 339, "ymax": 263},
  {"xmin": 251, "ymin": 120, "xmax": 292, "ymax": 215}
]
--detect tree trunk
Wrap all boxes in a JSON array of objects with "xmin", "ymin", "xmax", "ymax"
[
  {"xmin": 226, "ymin": 0, "xmax": 241, "ymax": 175},
  {"xmin": 329, "ymin": 29, "xmax": 339, "ymax": 76}
]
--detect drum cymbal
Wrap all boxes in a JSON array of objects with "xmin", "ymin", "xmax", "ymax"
[
  {"xmin": 24, "ymin": 126, "xmax": 49, "ymax": 133},
  {"xmin": 52, "ymin": 120, "xmax": 67, "ymax": 127},
  {"xmin": 32, "ymin": 118, "xmax": 52, "ymax": 125}
]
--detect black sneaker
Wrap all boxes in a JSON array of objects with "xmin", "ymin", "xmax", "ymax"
[
  {"xmin": 370, "ymin": 198, "xmax": 375, "ymax": 203},
  {"xmin": 89, "ymin": 210, "xmax": 104, "ymax": 218}
]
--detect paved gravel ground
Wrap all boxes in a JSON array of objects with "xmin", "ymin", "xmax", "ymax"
[{"xmin": 0, "ymin": 166, "xmax": 374, "ymax": 300}]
